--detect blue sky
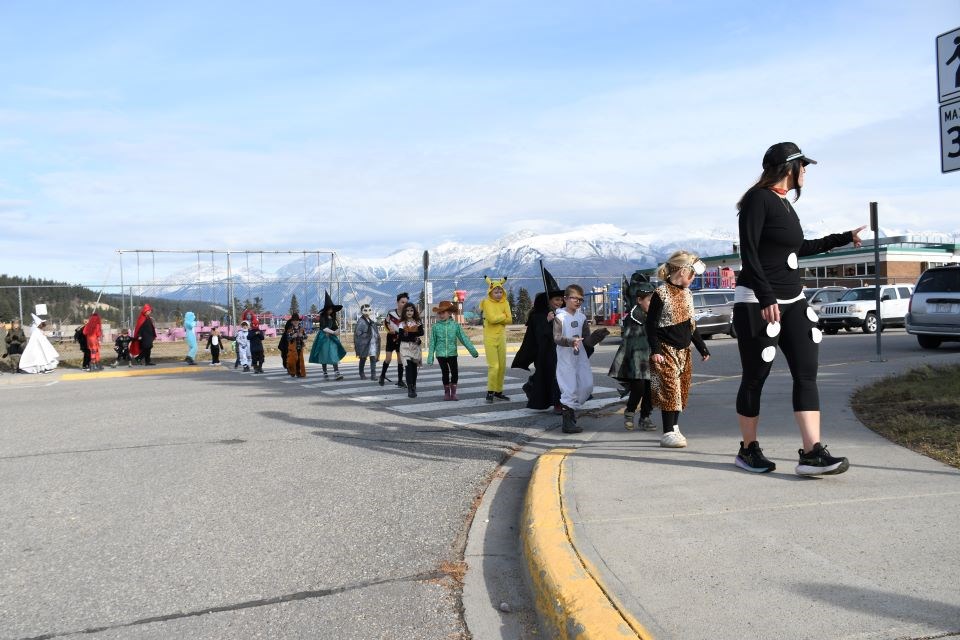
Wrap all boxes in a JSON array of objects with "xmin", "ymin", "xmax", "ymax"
[{"xmin": 1, "ymin": 1, "xmax": 957, "ymax": 285}]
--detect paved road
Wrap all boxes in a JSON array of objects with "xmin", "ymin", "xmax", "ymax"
[{"xmin": 1, "ymin": 329, "xmax": 953, "ymax": 639}]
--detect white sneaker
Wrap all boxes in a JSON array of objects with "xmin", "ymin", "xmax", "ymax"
[{"xmin": 660, "ymin": 426, "xmax": 687, "ymax": 448}]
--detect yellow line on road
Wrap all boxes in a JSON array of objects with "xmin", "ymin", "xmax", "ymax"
[{"xmin": 61, "ymin": 366, "xmax": 228, "ymax": 381}]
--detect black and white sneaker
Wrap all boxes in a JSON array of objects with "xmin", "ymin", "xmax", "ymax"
[
  {"xmin": 796, "ymin": 442, "xmax": 849, "ymax": 476},
  {"xmin": 485, "ymin": 392, "xmax": 494, "ymax": 404},
  {"xmin": 735, "ymin": 441, "xmax": 776, "ymax": 473}
]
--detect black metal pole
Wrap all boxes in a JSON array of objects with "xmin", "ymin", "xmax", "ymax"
[{"xmin": 870, "ymin": 202, "xmax": 884, "ymax": 362}]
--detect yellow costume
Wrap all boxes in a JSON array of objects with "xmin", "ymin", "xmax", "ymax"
[{"xmin": 478, "ymin": 276, "xmax": 512, "ymax": 392}]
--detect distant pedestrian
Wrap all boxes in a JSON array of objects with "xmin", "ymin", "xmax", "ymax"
[
  {"xmin": 247, "ymin": 317, "xmax": 266, "ymax": 373},
  {"xmin": 235, "ymin": 321, "xmax": 252, "ymax": 372},
  {"xmin": 645, "ymin": 251, "xmax": 711, "ymax": 448},
  {"xmin": 479, "ymin": 276, "xmax": 512, "ymax": 403},
  {"xmin": 609, "ymin": 273, "xmax": 657, "ymax": 431},
  {"xmin": 75, "ymin": 322, "xmax": 91, "ymax": 370},
  {"xmin": 426, "ymin": 300, "xmax": 478, "ymax": 401},
  {"xmin": 112, "ymin": 328, "xmax": 133, "ymax": 367},
  {"xmin": 379, "ymin": 293, "xmax": 409, "ymax": 387},
  {"xmin": 130, "ymin": 304, "xmax": 157, "ymax": 366},
  {"xmin": 512, "ymin": 267, "xmax": 565, "ymax": 411},
  {"xmin": 183, "ymin": 312, "xmax": 198, "ymax": 365},
  {"xmin": 733, "ymin": 141, "xmax": 865, "ymax": 476},
  {"xmin": 206, "ymin": 326, "xmax": 226, "ymax": 365},
  {"xmin": 4, "ymin": 319, "xmax": 26, "ymax": 373},
  {"xmin": 354, "ymin": 303, "xmax": 381, "ymax": 380},
  {"xmin": 309, "ymin": 291, "xmax": 347, "ymax": 380},
  {"xmin": 397, "ymin": 302, "xmax": 424, "ymax": 398},
  {"xmin": 554, "ymin": 284, "xmax": 594, "ymax": 433},
  {"xmin": 83, "ymin": 312, "xmax": 103, "ymax": 371}
]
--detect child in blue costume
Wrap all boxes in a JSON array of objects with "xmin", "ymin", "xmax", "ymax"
[
  {"xmin": 309, "ymin": 291, "xmax": 347, "ymax": 379},
  {"xmin": 183, "ymin": 311, "xmax": 198, "ymax": 365}
]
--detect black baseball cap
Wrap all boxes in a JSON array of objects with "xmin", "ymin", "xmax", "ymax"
[{"xmin": 762, "ymin": 142, "xmax": 817, "ymax": 169}]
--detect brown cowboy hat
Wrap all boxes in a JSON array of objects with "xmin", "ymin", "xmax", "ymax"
[{"xmin": 432, "ymin": 300, "xmax": 456, "ymax": 314}]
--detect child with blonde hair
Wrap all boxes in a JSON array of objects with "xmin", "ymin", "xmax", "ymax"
[{"xmin": 645, "ymin": 250, "xmax": 711, "ymax": 447}]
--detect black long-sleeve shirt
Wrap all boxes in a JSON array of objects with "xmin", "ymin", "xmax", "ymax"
[
  {"xmin": 737, "ymin": 188, "xmax": 853, "ymax": 308},
  {"xmin": 645, "ymin": 282, "xmax": 709, "ymax": 358}
]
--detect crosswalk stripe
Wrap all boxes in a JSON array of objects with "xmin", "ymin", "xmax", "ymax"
[
  {"xmin": 391, "ymin": 387, "xmax": 617, "ymax": 413},
  {"xmin": 323, "ymin": 373, "xmax": 485, "ymax": 395},
  {"xmin": 439, "ymin": 394, "xmax": 622, "ymax": 426},
  {"xmin": 346, "ymin": 381, "xmax": 528, "ymax": 403}
]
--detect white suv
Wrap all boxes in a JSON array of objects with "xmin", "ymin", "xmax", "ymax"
[{"xmin": 818, "ymin": 284, "xmax": 914, "ymax": 334}]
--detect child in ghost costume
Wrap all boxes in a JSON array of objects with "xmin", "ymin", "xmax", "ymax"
[
  {"xmin": 183, "ymin": 311, "xmax": 198, "ymax": 365},
  {"xmin": 354, "ymin": 303, "xmax": 381, "ymax": 380},
  {"xmin": 553, "ymin": 285, "xmax": 595, "ymax": 433},
  {"xmin": 478, "ymin": 276, "xmax": 512, "ymax": 403}
]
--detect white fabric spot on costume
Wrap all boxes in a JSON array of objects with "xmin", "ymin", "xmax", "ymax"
[
  {"xmin": 786, "ymin": 252, "xmax": 798, "ymax": 269},
  {"xmin": 811, "ymin": 327, "xmax": 823, "ymax": 344},
  {"xmin": 761, "ymin": 346, "xmax": 776, "ymax": 362},
  {"xmin": 806, "ymin": 307, "xmax": 819, "ymax": 323},
  {"xmin": 766, "ymin": 322, "xmax": 781, "ymax": 338}
]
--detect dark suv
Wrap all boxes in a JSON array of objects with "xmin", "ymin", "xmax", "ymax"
[{"xmin": 906, "ymin": 264, "xmax": 960, "ymax": 349}]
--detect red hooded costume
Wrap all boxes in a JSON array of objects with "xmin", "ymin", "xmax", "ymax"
[
  {"xmin": 129, "ymin": 304, "xmax": 156, "ymax": 358},
  {"xmin": 83, "ymin": 312, "xmax": 103, "ymax": 364}
]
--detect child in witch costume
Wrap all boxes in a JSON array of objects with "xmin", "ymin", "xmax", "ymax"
[
  {"xmin": 512, "ymin": 265, "xmax": 565, "ymax": 411},
  {"xmin": 309, "ymin": 291, "xmax": 347, "ymax": 379},
  {"xmin": 83, "ymin": 312, "xmax": 103, "ymax": 371},
  {"xmin": 426, "ymin": 300, "xmax": 478, "ymax": 400},
  {"xmin": 479, "ymin": 276, "xmax": 512, "ymax": 403},
  {"xmin": 112, "ymin": 329, "xmax": 133, "ymax": 367},
  {"xmin": 379, "ymin": 292, "xmax": 409, "ymax": 387},
  {"xmin": 354, "ymin": 303, "xmax": 381, "ymax": 380},
  {"xmin": 183, "ymin": 311, "xmax": 198, "ymax": 365},
  {"xmin": 397, "ymin": 302, "xmax": 424, "ymax": 398},
  {"xmin": 247, "ymin": 317, "xmax": 266, "ymax": 373},
  {"xmin": 609, "ymin": 273, "xmax": 657, "ymax": 431}
]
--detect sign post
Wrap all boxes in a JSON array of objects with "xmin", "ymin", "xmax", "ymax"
[
  {"xmin": 936, "ymin": 26, "xmax": 960, "ymax": 173},
  {"xmin": 870, "ymin": 202, "xmax": 884, "ymax": 362}
]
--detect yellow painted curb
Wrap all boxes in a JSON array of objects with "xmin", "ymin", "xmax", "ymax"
[
  {"xmin": 61, "ymin": 366, "xmax": 229, "ymax": 381},
  {"xmin": 522, "ymin": 448, "xmax": 652, "ymax": 640}
]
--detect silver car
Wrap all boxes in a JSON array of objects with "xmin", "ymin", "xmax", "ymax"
[
  {"xmin": 692, "ymin": 289, "xmax": 736, "ymax": 338},
  {"xmin": 906, "ymin": 264, "xmax": 960, "ymax": 349}
]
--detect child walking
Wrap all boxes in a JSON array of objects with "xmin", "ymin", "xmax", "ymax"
[
  {"xmin": 284, "ymin": 314, "xmax": 307, "ymax": 378},
  {"xmin": 479, "ymin": 276, "xmax": 512, "ymax": 403},
  {"xmin": 426, "ymin": 300, "xmax": 479, "ymax": 400},
  {"xmin": 309, "ymin": 291, "xmax": 347, "ymax": 379},
  {"xmin": 554, "ymin": 284, "xmax": 595, "ymax": 433},
  {"xmin": 235, "ymin": 320, "xmax": 252, "ymax": 372},
  {"xmin": 609, "ymin": 274, "xmax": 657, "ymax": 431},
  {"xmin": 397, "ymin": 302, "xmax": 424, "ymax": 398},
  {"xmin": 379, "ymin": 293, "xmax": 409, "ymax": 387},
  {"xmin": 206, "ymin": 326, "xmax": 226, "ymax": 365},
  {"xmin": 354, "ymin": 304, "xmax": 381, "ymax": 380},
  {"xmin": 645, "ymin": 250, "xmax": 711, "ymax": 448},
  {"xmin": 248, "ymin": 318, "xmax": 266, "ymax": 373}
]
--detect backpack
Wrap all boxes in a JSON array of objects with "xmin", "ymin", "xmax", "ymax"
[{"xmin": 74, "ymin": 326, "xmax": 85, "ymax": 344}]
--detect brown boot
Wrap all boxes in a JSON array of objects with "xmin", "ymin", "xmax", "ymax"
[
  {"xmin": 450, "ymin": 384, "xmax": 459, "ymax": 401},
  {"xmin": 443, "ymin": 384, "xmax": 451, "ymax": 400}
]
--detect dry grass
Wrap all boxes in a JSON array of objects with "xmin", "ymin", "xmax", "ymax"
[{"xmin": 851, "ymin": 364, "xmax": 960, "ymax": 469}]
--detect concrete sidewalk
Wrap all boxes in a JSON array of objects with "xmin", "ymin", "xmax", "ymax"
[{"xmin": 521, "ymin": 353, "xmax": 960, "ymax": 639}]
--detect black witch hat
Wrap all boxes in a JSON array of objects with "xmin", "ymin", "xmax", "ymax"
[
  {"xmin": 625, "ymin": 271, "xmax": 655, "ymax": 302},
  {"xmin": 320, "ymin": 290, "xmax": 343, "ymax": 314},
  {"xmin": 540, "ymin": 261, "xmax": 565, "ymax": 299}
]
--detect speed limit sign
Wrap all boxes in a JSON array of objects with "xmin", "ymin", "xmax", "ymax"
[{"xmin": 941, "ymin": 98, "xmax": 960, "ymax": 173}]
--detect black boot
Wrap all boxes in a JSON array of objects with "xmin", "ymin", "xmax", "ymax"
[
  {"xmin": 396, "ymin": 362, "xmax": 406, "ymax": 388},
  {"xmin": 359, "ymin": 358, "xmax": 366, "ymax": 379},
  {"xmin": 370, "ymin": 359, "xmax": 377, "ymax": 380},
  {"xmin": 379, "ymin": 361, "xmax": 390, "ymax": 386}
]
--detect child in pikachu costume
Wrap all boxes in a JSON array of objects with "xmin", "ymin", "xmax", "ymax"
[{"xmin": 478, "ymin": 276, "xmax": 512, "ymax": 403}]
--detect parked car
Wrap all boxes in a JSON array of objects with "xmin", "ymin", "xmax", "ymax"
[
  {"xmin": 905, "ymin": 264, "xmax": 960, "ymax": 349},
  {"xmin": 818, "ymin": 284, "xmax": 914, "ymax": 334},
  {"xmin": 803, "ymin": 286, "xmax": 847, "ymax": 322},
  {"xmin": 692, "ymin": 289, "xmax": 736, "ymax": 338}
]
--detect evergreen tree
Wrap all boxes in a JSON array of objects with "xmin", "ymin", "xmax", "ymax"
[
  {"xmin": 253, "ymin": 296, "xmax": 265, "ymax": 313},
  {"xmin": 507, "ymin": 288, "xmax": 517, "ymax": 322},
  {"xmin": 309, "ymin": 303, "xmax": 319, "ymax": 316},
  {"xmin": 289, "ymin": 294, "xmax": 300, "ymax": 316},
  {"xmin": 516, "ymin": 287, "xmax": 533, "ymax": 323}
]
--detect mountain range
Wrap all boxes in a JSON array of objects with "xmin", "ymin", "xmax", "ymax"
[{"xmin": 135, "ymin": 223, "xmax": 954, "ymax": 317}]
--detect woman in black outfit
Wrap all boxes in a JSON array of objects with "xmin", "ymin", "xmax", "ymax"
[{"xmin": 733, "ymin": 142, "xmax": 865, "ymax": 476}]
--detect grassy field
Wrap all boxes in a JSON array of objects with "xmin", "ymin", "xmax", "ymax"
[{"xmin": 852, "ymin": 363, "xmax": 960, "ymax": 470}]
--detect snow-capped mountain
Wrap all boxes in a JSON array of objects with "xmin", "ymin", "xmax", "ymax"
[{"xmin": 134, "ymin": 223, "xmax": 953, "ymax": 317}]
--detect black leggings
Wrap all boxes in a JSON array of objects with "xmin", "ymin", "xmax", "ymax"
[
  {"xmin": 734, "ymin": 299, "xmax": 820, "ymax": 417},
  {"xmin": 405, "ymin": 360, "xmax": 419, "ymax": 388},
  {"xmin": 252, "ymin": 350, "xmax": 264, "ymax": 370},
  {"xmin": 624, "ymin": 379, "xmax": 652, "ymax": 416},
  {"xmin": 437, "ymin": 356, "xmax": 459, "ymax": 385}
]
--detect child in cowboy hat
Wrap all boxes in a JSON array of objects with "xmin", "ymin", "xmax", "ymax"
[{"xmin": 426, "ymin": 300, "xmax": 479, "ymax": 400}]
